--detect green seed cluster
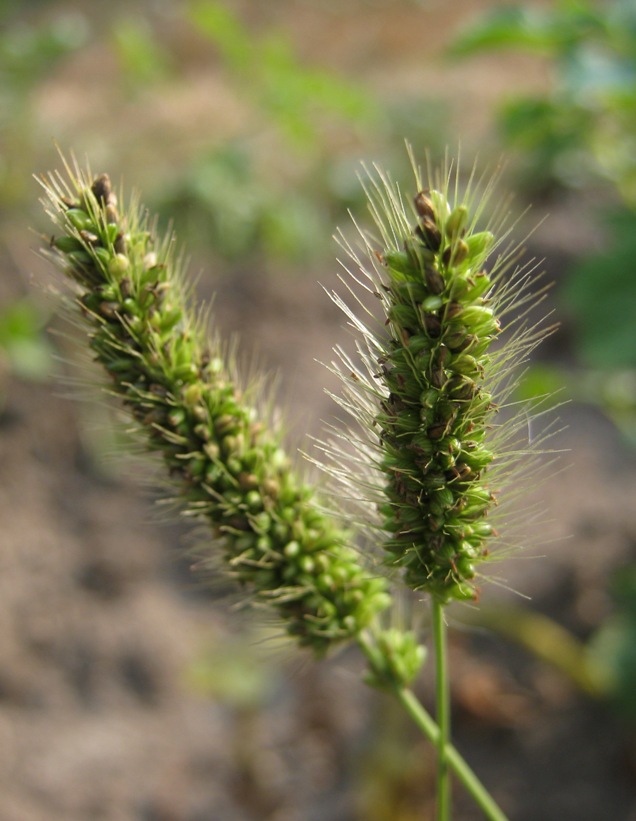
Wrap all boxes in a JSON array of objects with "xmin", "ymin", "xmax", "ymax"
[
  {"xmin": 376, "ymin": 188, "xmax": 500, "ymax": 602},
  {"xmin": 362, "ymin": 628, "xmax": 426, "ymax": 691},
  {"xmin": 42, "ymin": 169, "xmax": 390, "ymax": 653}
]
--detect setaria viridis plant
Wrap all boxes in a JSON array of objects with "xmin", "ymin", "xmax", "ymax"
[
  {"xmin": 37, "ymin": 152, "xmax": 553, "ymax": 821},
  {"xmin": 325, "ymin": 159, "xmax": 552, "ymax": 607},
  {"xmin": 39, "ymin": 160, "xmax": 390, "ymax": 655}
]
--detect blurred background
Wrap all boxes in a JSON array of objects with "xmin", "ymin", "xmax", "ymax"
[{"xmin": 2, "ymin": 1, "xmax": 636, "ymax": 819}]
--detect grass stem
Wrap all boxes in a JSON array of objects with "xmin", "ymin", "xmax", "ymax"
[
  {"xmin": 432, "ymin": 599, "xmax": 451, "ymax": 821},
  {"xmin": 357, "ymin": 632, "xmax": 510, "ymax": 820}
]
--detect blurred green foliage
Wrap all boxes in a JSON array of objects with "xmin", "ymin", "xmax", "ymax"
[
  {"xmin": 0, "ymin": 7, "xmax": 88, "ymax": 205},
  {"xmin": 158, "ymin": 1, "xmax": 448, "ymax": 265},
  {"xmin": 186, "ymin": 630, "xmax": 278, "ymax": 710},
  {"xmin": 189, "ymin": 1, "xmax": 379, "ymax": 149},
  {"xmin": 112, "ymin": 15, "xmax": 174, "ymax": 90},
  {"xmin": 563, "ymin": 207, "xmax": 636, "ymax": 368},
  {"xmin": 0, "ymin": 297, "xmax": 53, "ymax": 388},
  {"xmin": 451, "ymin": 0, "xmax": 636, "ymax": 200},
  {"xmin": 162, "ymin": 141, "xmax": 331, "ymax": 263},
  {"xmin": 452, "ymin": 1, "xmax": 636, "ymax": 376},
  {"xmin": 589, "ymin": 565, "xmax": 636, "ymax": 720}
]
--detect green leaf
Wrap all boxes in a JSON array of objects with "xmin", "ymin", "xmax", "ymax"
[
  {"xmin": 449, "ymin": 6, "xmax": 559, "ymax": 56},
  {"xmin": 0, "ymin": 298, "xmax": 54, "ymax": 380},
  {"xmin": 188, "ymin": 0, "xmax": 252, "ymax": 72},
  {"xmin": 589, "ymin": 565, "xmax": 636, "ymax": 718},
  {"xmin": 513, "ymin": 363, "xmax": 568, "ymax": 404},
  {"xmin": 450, "ymin": 2, "xmax": 605, "ymax": 58},
  {"xmin": 563, "ymin": 208, "xmax": 636, "ymax": 367},
  {"xmin": 112, "ymin": 18, "xmax": 172, "ymax": 86},
  {"xmin": 186, "ymin": 635, "xmax": 277, "ymax": 709}
]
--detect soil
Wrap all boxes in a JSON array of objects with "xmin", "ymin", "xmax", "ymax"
[{"xmin": 2, "ymin": 2, "xmax": 636, "ymax": 820}]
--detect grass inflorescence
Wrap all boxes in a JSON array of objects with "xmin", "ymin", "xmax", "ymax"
[
  {"xmin": 39, "ymin": 158, "xmax": 390, "ymax": 653},
  {"xmin": 326, "ymin": 157, "xmax": 552, "ymax": 603}
]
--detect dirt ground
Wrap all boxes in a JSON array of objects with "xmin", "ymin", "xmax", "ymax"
[{"xmin": 2, "ymin": 2, "xmax": 636, "ymax": 820}]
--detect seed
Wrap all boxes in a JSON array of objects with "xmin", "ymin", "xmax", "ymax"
[
  {"xmin": 413, "ymin": 190, "xmax": 436, "ymax": 221},
  {"xmin": 98, "ymin": 301, "xmax": 120, "ymax": 319},
  {"xmin": 108, "ymin": 253, "xmax": 130, "ymax": 277},
  {"xmin": 91, "ymin": 173, "xmax": 114, "ymax": 205},
  {"xmin": 53, "ymin": 235, "xmax": 83, "ymax": 253},
  {"xmin": 424, "ymin": 265, "xmax": 445, "ymax": 295},
  {"xmin": 442, "ymin": 239, "xmax": 469, "ymax": 267},
  {"xmin": 427, "ymin": 423, "xmax": 447, "ymax": 441},
  {"xmin": 417, "ymin": 218, "xmax": 442, "ymax": 252},
  {"xmin": 445, "ymin": 205, "xmax": 468, "ymax": 240},
  {"xmin": 114, "ymin": 232, "xmax": 127, "ymax": 254},
  {"xmin": 384, "ymin": 250, "xmax": 412, "ymax": 275},
  {"xmin": 465, "ymin": 231, "xmax": 494, "ymax": 260},
  {"xmin": 240, "ymin": 473, "xmax": 259, "ymax": 491},
  {"xmin": 422, "ymin": 314, "xmax": 442, "ymax": 338},
  {"xmin": 284, "ymin": 541, "xmax": 300, "ymax": 559},
  {"xmin": 421, "ymin": 295, "xmax": 444, "ymax": 313},
  {"xmin": 65, "ymin": 208, "xmax": 93, "ymax": 232},
  {"xmin": 79, "ymin": 229, "xmax": 100, "ymax": 246}
]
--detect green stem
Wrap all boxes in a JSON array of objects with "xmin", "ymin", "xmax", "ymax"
[
  {"xmin": 394, "ymin": 687, "xmax": 509, "ymax": 821},
  {"xmin": 357, "ymin": 633, "xmax": 510, "ymax": 821},
  {"xmin": 432, "ymin": 598, "xmax": 451, "ymax": 821}
]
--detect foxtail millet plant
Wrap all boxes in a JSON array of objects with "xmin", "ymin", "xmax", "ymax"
[
  {"xmin": 321, "ymin": 156, "xmax": 552, "ymax": 821},
  {"xmin": 38, "ymin": 153, "xmax": 553, "ymax": 821},
  {"xmin": 326, "ymin": 159, "xmax": 551, "ymax": 602}
]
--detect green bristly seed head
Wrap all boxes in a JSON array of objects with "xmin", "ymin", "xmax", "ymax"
[
  {"xmin": 378, "ymin": 185, "xmax": 500, "ymax": 601},
  {"xmin": 39, "ymin": 158, "xmax": 391, "ymax": 654},
  {"xmin": 379, "ymin": 188, "xmax": 501, "ymax": 600},
  {"xmin": 327, "ymin": 157, "xmax": 551, "ymax": 604},
  {"xmin": 363, "ymin": 628, "xmax": 427, "ymax": 691}
]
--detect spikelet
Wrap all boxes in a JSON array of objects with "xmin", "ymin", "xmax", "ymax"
[{"xmin": 38, "ymin": 157, "xmax": 390, "ymax": 653}]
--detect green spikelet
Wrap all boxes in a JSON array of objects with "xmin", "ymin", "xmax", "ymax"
[
  {"xmin": 38, "ymin": 158, "xmax": 390, "ymax": 652},
  {"xmin": 326, "ymin": 157, "xmax": 550, "ymax": 603}
]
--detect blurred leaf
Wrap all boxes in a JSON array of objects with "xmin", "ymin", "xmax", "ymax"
[
  {"xmin": 260, "ymin": 32, "xmax": 377, "ymax": 125},
  {"xmin": 451, "ymin": 1, "xmax": 608, "ymax": 57},
  {"xmin": 450, "ymin": 6, "xmax": 571, "ymax": 56},
  {"xmin": 112, "ymin": 17, "xmax": 173, "ymax": 87},
  {"xmin": 498, "ymin": 96, "xmax": 596, "ymax": 189},
  {"xmin": 188, "ymin": 0, "xmax": 254, "ymax": 73},
  {"xmin": 561, "ymin": 43, "xmax": 636, "ymax": 100},
  {"xmin": 260, "ymin": 195, "xmax": 327, "ymax": 261},
  {"xmin": 451, "ymin": 0, "xmax": 636, "ymax": 200},
  {"xmin": 188, "ymin": 0, "xmax": 377, "ymax": 149},
  {"xmin": 578, "ymin": 369, "xmax": 636, "ymax": 446},
  {"xmin": 563, "ymin": 208, "xmax": 636, "ymax": 368},
  {"xmin": 0, "ymin": 12, "xmax": 88, "ymax": 91},
  {"xmin": 589, "ymin": 565, "xmax": 636, "ymax": 719},
  {"xmin": 0, "ymin": 298, "xmax": 54, "ymax": 380},
  {"xmin": 183, "ymin": 144, "xmax": 262, "ymax": 258},
  {"xmin": 186, "ymin": 634, "xmax": 278, "ymax": 709},
  {"xmin": 512, "ymin": 363, "xmax": 568, "ymax": 404},
  {"xmin": 161, "ymin": 142, "xmax": 330, "ymax": 262},
  {"xmin": 515, "ymin": 364, "xmax": 636, "ymax": 446}
]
